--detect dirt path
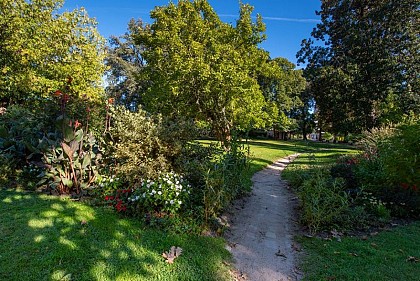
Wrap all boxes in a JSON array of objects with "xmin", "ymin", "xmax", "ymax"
[{"xmin": 225, "ymin": 154, "xmax": 301, "ymax": 281}]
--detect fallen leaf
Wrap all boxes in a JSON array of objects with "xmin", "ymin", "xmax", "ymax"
[
  {"xmin": 349, "ymin": 253, "xmax": 359, "ymax": 257},
  {"xmin": 80, "ymin": 220, "xmax": 87, "ymax": 225},
  {"xmin": 162, "ymin": 246, "xmax": 183, "ymax": 264},
  {"xmin": 370, "ymin": 232, "xmax": 379, "ymax": 236},
  {"xmin": 361, "ymin": 236, "xmax": 368, "ymax": 240},
  {"xmin": 326, "ymin": 276, "xmax": 337, "ymax": 281},
  {"xmin": 333, "ymin": 251, "xmax": 341, "ymax": 255},
  {"xmin": 370, "ymin": 243, "xmax": 378, "ymax": 248},
  {"xmin": 406, "ymin": 256, "xmax": 419, "ymax": 263}
]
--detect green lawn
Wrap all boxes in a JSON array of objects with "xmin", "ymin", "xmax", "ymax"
[
  {"xmin": 299, "ymin": 223, "xmax": 420, "ymax": 280},
  {"xmin": 0, "ymin": 189, "xmax": 231, "ymax": 281}
]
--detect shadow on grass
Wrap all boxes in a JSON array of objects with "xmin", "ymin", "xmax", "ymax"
[{"xmin": 0, "ymin": 189, "xmax": 230, "ymax": 281}]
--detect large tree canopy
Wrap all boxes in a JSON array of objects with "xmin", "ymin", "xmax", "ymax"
[
  {"xmin": 133, "ymin": 0, "xmax": 278, "ymax": 141},
  {"xmin": 105, "ymin": 19, "xmax": 148, "ymax": 111},
  {"xmin": 298, "ymin": 0, "xmax": 420, "ymax": 134},
  {"xmin": 0, "ymin": 0, "xmax": 106, "ymax": 104}
]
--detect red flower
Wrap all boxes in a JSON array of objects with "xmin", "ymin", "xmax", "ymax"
[
  {"xmin": 108, "ymin": 98, "xmax": 115, "ymax": 104},
  {"xmin": 53, "ymin": 90, "xmax": 62, "ymax": 97},
  {"xmin": 67, "ymin": 76, "xmax": 73, "ymax": 84},
  {"xmin": 413, "ymin": 185, "xmax": 418, "ymax": 192},
  {"xmin": 104, "ymin": 195, "xmax": 114, "ymax": 201},
  {"xmin": 74, "ymin": 120, "xmax": 81, "ymax": 129},
  {"xmin": 401, "ymin": 183, "xmax": 409, "ymax": 190}
]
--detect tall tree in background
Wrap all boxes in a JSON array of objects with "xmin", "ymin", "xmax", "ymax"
[
  {"xmin": 105, "ymin": 19, "xmax": 148, "ymax": 111},
  {"xmin": 298, "ymin": 0, "xmax": 420, "ymax": 134},
  {"xmin": 258, "ymin": 57, "xmax": 306, "ymax": 137},
  {"xmin": 0, "ymin": 0, "xmax": 106, "ymax": 105},
  {"xmin": 133, "ymin": 0, "xmax": 276, "ymax": 143}
]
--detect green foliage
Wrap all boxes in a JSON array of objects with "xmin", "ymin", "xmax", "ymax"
[
  {"xmin": 40, "ymin": 126, "xmax": 100, "ymax": 194},
  {"xmin": 354, "ymin": 119, "xmax": 420, "ymax": 215},
  {"xmin": 133, "ymin": 0, "xmax": 279, "ymax": 142},
  {"xmin": 203, "ymin": 138, "xmax": 250, "ymax": 221},
  {"xmin": 298, "ymin": 0, "xmax": 420, "ymax": 133},
  {"xmin": 105, "ymin": 19, "xmax": 147, "ymax": 110},
  {"xmin": 108, "ymin": 106, "xmax": 196, "ymax": 183},
  {"xmin": 298, "ymin": 168, "xmax": 349, "ymax": 233},
  {"xmin": 0, "ymin": 0, "xmax": 106, "ymax": 104},
  {"xmin": 0, "ymin": 105, "xmax": 53, "ymax": 186},
  {"xmin": 129, "ymin": 172, "xmax": 191, "ymax": 215}
]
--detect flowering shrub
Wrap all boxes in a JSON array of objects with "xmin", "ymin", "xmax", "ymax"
[
  {"xmin": 96, "ymin": 174, "xmax": 124, "ymax": 194},
  {"xmin": 129, "ymin": 172, "xmax": 191, "ymax": 215},
  {"xmin": 104, "ymin": 188, "xmax": 132, "ymax": 212}
]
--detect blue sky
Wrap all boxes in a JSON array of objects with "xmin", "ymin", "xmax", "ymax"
[{"xmin": 62, "ymin": 0, "xmax": 321, "ymax": 65}]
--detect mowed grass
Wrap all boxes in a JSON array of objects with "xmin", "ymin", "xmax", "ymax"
[
  {"xmin": 298, "ymin": 223, "xmax": 420, "ymax": 281},
  {"xmin": 0, "ymin": 189, "xmax": 231, "ymax": 281},
  {"xmin": 281, "ymin": 144, "xmax": 420, "ymax": 280}
]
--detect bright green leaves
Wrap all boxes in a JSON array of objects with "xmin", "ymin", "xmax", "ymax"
[
  {"xmin": 0, "ymin": 0, "xmax": 106, "ymax": 104},
  {"xmin": 134, "ymin": 0, "xmax": 277, "ymax": 141}
]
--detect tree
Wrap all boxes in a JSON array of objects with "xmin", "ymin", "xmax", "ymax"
[
  {"xmin": 298, "ymin": 0, "xmax": 420, "ymax": 134},
  {"xmin": 105, "ymin": 19, "xmax": 148, "ymax": 111},
  {"xmin": 257, "ymin": 57, "xmax": 306, "ymax": 137},
  {"xmin": 133, "ymin": 0, "xmax": 275, "ymax": 143},
  {"xmin": 0, "ymin": 0, "xmax": 106, "ymax": 105}
]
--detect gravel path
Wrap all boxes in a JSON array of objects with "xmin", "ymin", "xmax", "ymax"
[{"xmin": 225, "ymin": 154, "xmax": 301, "ymax": 281}]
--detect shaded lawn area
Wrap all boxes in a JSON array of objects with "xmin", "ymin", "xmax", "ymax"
[
  {"xmin": 299, "ymin": 223, "xmax": 420, "ymax": 281},
  {"xmin": 0, "ymin": 189, "xmax": 231, "ymax": 281}
]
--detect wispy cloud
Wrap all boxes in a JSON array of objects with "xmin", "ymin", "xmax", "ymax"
[{"xmin": 219, "ymin": 14, "xmax": 321, "ymax": 23}]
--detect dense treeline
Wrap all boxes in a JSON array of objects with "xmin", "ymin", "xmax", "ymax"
[{"xmin": 298, "ymin": 0, "xmax": 420, "ymax": 136}]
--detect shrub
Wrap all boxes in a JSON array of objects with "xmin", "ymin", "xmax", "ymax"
[
  {"xmin": 130, "ymin": 172, "xmax": 191, "ymax": 215},
  {"xmin": 202, "ymin": 138, "xmax": 250, "ymax": 222},
  {"xmin": 38, "ymin": 125, "xmax": 100, "ymax": 194},
  {"xmin": 298, "ymin": 168, "xmax": 349, "ymax": 233},
  {"xmin": 107, "ymin": 106, "xmax": 197, "ymax": 184},
  {"xmin": 355, "ymin": 119, "xmax": 420, "ymax": 216},
  {"xmin": 102, "ymin": 172, "xmax": 191, "ymax": 216},
  {"xmin": 0, "ymin": 106, "xmax": 51, "ymax": 174}
]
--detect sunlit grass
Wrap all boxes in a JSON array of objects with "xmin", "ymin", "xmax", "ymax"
[{"xmin": 0, "ymin": 189, "xmax": 231, "ymax": 281}]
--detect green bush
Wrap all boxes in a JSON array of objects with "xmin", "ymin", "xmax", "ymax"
[
  {"xmin": 203, "ymin": 138, "xmax": 250, "ymax": 222},
  {"xmin": 129, "ymin": 172, "xmax": 191, "ymax": 215},
  {"xmin": 107, "ymin": 106, "xmax": 196, "ymax": 184},
  {"xmin": 298, "ymin": 168, "xmax": 349, "ymax": 233},
  {"xmin": 0, "ymin": 105, "xmax": 56, "ymax": 187},
  {"xmin": 355, "ymin": 119, "xmax": 420, "ymax": 216}
]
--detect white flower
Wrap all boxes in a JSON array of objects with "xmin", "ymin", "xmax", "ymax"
[
  {"xmin": 158, "ymin": 191, "xmax": 162, "ymax": 195},
  {"xmin": 178, "ymin": 200, "xmax": 182, "ymax": 205},
  {"xmin": 170, "ymin": 200, "xmax": 174, "ymax": 205},
  {"xmin": 176, "ymin": 192, "xmax": 179, "ymax": 196},
  {"xmin": 110, "ymin": 178, "xmax": 114, "ymax": 183},
  {"xmin": 142, "ymin": 193, "xmax": 146, "ymax": 198},
  {"xmin": 152, "ymin": 189, "xmax": 156, "ymax": 194}
]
